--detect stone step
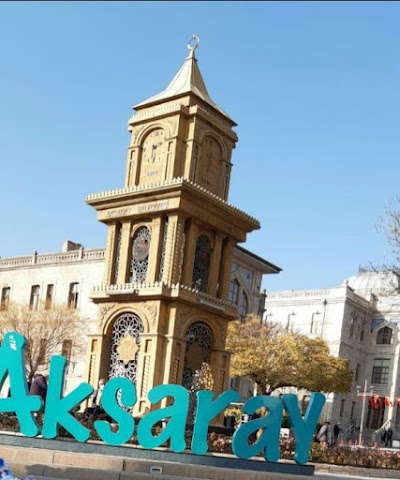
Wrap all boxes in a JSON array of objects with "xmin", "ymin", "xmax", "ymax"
[
  {"xmin": 0, "ymin": 443, "xmax": 314, "ymax": 480},
  {"xmin": 9, "ymin": 458, "xmax": 310, "ymax": 480},
  {"xmin": 9, "ymin": 460, "xmax": 215, "ymax": 480}
]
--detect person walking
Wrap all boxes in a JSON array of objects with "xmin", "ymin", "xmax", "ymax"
[
  {"xmin": 29, "ymin": 374, "xmax": 48, "ymax": 406},
  {"xmin": 316, "ymin": 421, "xmax": 331, "ymax": 446},
  {"xmin": 91, "ymin": 378, "xmax": 106, "ymax": 417},
  {"xmin": 385, "ymin": 427, "xmax": 393, "ymax": 448},
  {"xmin": 333, "ymin": 423, "xmax": 341, "ymax": 445}
]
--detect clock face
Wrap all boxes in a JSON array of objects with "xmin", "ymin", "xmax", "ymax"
[
  {"xmin": 142, "ymin": 129, "xmax": 166, "ymax": 163},
  {"xmin": 197, "ymin": 136, "xmax": 222, "ymax": 195},
  {"xmin": 139, "ymin": 128, "xmax": 166, "ymax": 185}
]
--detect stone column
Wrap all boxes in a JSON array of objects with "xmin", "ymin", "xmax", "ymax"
[
  {"xmin": 218, "ymin": 238, "xmax": 236, "ymax": 299},
  {"xmin": 117, "ymin": 222, "xmax": 132, "ymax": 284},
  {"xmin": 147, "ymin": 217, "xmax": 162, "ymax": 283},
  {"xmin": 164, "ymin": 214, "xmax": 186, "ymax": 285},
  {"xmin": 209, "ymin": 349, "xmax": 231, "ymax": 426},
  {"xmin": 103, "ymin": 224, "xmax": 117, "ymax": 285},
  {"xmin": 181, "ymin": 222, "xmax": 199, "ymax": 287},
  {"xmin": 134, "ymin": 333, "xmax": 167, "ymax": 416},
  {"xmin": 83, "ymin": 333, "xmax": 112, "ymax": 407}
]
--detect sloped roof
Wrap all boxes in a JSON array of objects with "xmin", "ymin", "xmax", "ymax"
[{"xmin": 134, "ymin": 37, "xmax": 234, "ymax": 122}]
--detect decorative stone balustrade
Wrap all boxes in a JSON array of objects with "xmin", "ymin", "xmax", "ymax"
[
  {"xmin": 91, "ymin": 281, "xmax": 237, "ymax": 314},
  {"xmin": 0, "ymin": 248, "xmax": 105, "ymax": 270},
  {"xmin": 129, "ymin": 102, "xmax": 184, "ymax": 122}
]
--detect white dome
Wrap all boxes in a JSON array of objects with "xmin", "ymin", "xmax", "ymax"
[{"xmin": 342, "ymin": 271, "xmax": 400, "ymax": 296}]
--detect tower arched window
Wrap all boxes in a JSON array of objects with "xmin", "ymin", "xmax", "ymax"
[
  {"xmin": 192, "ymin": 234, "xmax": 211, "ymax": 292},
  {"xmin": 377, "ymin": 326, "xmax": 393, "ymax": 345},
  {"xmin": 228, "ymin": 279, "xmax": 240, "ymax": 304},
  {"xmin": 130, "ymin": 226, "xmax": 151, "ymax": 283},
  {"xmin": 239, "ymin": 292, "xmax": 249, "ymax": 323}
]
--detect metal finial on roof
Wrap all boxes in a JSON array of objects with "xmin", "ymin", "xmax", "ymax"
[{"xmin": 187, "ymin": 34, "xmax": 199, "ymax": 58}]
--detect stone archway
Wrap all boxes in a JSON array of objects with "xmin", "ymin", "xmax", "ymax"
[
  {"xmin": 108, "ymin": 312, "xmax": 144, "ymax": 383},
  {"xmin": 182, "ymin": 321, "xmax": 213, "ymax": 423}
]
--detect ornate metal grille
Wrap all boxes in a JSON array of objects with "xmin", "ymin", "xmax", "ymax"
[
  {"xmin": 113, "ymin": 223, "xmax": 123, "ymax": 284},
  {"xmin": 192, "ymin": 235, "xmax": 211, "ymax": 292},
  {"xmin": 130, "ymin": 226, "xmax": 151, "ymax": 283},
  {"xmin": 182, "ymin": 322, "xmax": 212, "ymax": 389},
  {"xmin": 158, "ymin": 219, "xmax": 169, "ymax": 282},
  {"xmin": 108, "ymin": 312, "xmax": 144, "ymax": 383}
]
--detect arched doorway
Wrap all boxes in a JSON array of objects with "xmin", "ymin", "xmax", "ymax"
[{"xmin": 182, "ymin": 322, "xmax": 213, "ymax": 423}]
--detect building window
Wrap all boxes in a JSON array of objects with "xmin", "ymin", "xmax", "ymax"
[
  {"xmin": 62, "ymin": 339, "xmax": 73, "ymax": 372},
  {"xmin": 29, "ymin": 285, "xmax": 40, "ymax": 310},
  {"xmin": 360, "ymin": 319, "xmax": 365, "ymax": 342},
  {"xmin": 45, "ymin": 284, "xmax": 54, "ymax": 310},
  {"xmin": 1, "ymin": 287, "xmax": 10, "ymax": 310},
  {"xmin": 130, "ymin": 226, "xmax": 151, "ymax": 283},
  {"xmin": 239, "ymin": 292, "xmax": 249, "ymax": 323},
  {"xmin": 371, "ymin": 358, "xmax": 390, "ymax": 385},
  {"xmin": 310, "ymin": 312, "xmax": 321, "ymax": 334},
  {"xmin": 192, "ymin": 234, "xmax": 211, "ymax": 292},
  {"xmin": 355, "ymin": 363, "xmax": 360, "ymax": 382},
  {"xmin": 228, "ymin": 279, "xmax": 240, "ymax": 304},
  {"xmin": 376, "ymin": 327, "xmax": 393, "ymax": 345},
  {"xmin": 68, "ymin": 283, "xmax": 79, "ymax": 309},
  {"xmin": 349, "ymin": 319, "xmax": 355, "ymax": 338},
  {"xmin": 350, "ymin": 401, "xmax": 356, "ymax": 420},
  {"xmin": 339, "ymin": 399, "xmax": 345, "ymax": 417},
  {"xmin": 286, "ymin": 312, "xmax": 296, "ymax": 332}
]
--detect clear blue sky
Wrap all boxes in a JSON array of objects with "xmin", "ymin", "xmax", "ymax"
[{"xmin": 1, "ymin": 2, "xmax": 399, "ymax": 292}]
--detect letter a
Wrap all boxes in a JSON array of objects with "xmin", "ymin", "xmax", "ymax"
[
  {"xmin": 137, "ymin": 384, "xmax": 188, "ymax": 452},
  {"xmin": 232, "ymin": 395, "xmax": 282, "ymax": 462},
  {"xmin": 0, "ymin": 332, "xmax": 42, "ymax": 436}
]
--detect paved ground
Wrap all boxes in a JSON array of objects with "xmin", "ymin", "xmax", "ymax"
[
  {"xmin": 317, "ymin": 474, "xmax": 397, "ymax": 480},
  {"xmin": 17, "ymin": 470, "xmax": 400, "ymax": 480}
]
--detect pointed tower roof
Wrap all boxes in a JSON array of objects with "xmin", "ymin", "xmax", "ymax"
[{"xmin": 134, "ymin": 35, "xmax": 234, "ymax": 123}]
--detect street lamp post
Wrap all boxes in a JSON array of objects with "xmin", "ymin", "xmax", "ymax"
[{"xmin": 356, "ymin": 379, "xmax": 374, "ymax": 445}]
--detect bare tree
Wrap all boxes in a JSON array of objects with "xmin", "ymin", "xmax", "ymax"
[
  {"xmin": 358, "ymin": 196, "xmax": 400, "ymax": 293},
  {"xmin": 377, "ymin": 195, "xmax": 400, "ymax": 273},
  {"xmin": 0, "ymin": 302, "xmax": 85, "ymax": 382}
]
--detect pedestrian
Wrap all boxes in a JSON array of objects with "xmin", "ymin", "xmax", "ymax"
[
  {"xmin": 29, "ymin": 374, "xmax": 47, "ymax": 406},
  {"xmin": 316, "ymin": 421, "xmax": 331, "ymax": 446},
  {"xmin": 385, "ymin": 427, "xmax": 393, "ymax": 448},
  {"xmin": 381, "ymin": 428, "xmax": 387, "ymax": 446},
  {"xmin": 333, "ymin": 423, "xmax": 341, "ymax": 445},
  {"xmin": 91, "ymin": 378, "xmax": 106, "ymax": 417}
]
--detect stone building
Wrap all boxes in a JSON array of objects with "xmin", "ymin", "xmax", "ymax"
[
  {"xmin": 264, "ymin": 270, "xmax": 400, "ymax": 439},
  {"xmin": 0, "ymin": 38, "xmax": 280, "ymax": 411}
]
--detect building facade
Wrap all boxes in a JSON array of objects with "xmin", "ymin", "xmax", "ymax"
[{"xmin": 264, "ymin": 270, "xmax": 400, "ymax": 438}]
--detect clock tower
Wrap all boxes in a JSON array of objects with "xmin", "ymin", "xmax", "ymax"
[{"xmin": 84, "ymin": 36, "xmax": 260, "ymax": 416}]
